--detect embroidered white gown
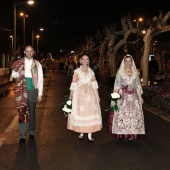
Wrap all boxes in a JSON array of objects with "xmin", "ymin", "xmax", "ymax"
[
  {"xmin": 67, "ymin": 66, "xmax": 102, "ymax": 133},
  {"xmin": 112, "ymin": 70, "xmax": 145, "ymax": 138}
]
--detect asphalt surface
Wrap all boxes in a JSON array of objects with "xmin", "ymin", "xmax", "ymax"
[{"xmin": 0, "ymin": 71, "xmax": 170, "ymax": 170}]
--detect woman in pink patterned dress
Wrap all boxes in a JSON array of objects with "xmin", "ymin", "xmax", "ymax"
[
  {"xmin": 112, "ymin": 54, "xmax": 145, "ymax": 140},
  {"xmin": 67, "ymin": 54, "xmax": 102, "ymax": 142}
]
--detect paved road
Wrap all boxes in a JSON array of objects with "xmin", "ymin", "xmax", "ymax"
[{"xmin": 0, "ymin": 71, "xmax": 170, "ymax": 170}]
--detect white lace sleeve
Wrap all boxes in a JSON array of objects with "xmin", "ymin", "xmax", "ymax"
[
  {"xmin": 69, "ymin": 82, "xmax": 77, "ymax": 91},
  {"xmin": 69, "ymin": 70, "xmax": 78, "ymax": 91},
  {"xmin": 91, "ymin": 71, "xmax": 98, "ymax": 89},
  {"xmin": 113, "ymin": 71, "xmax": 121, "ymax": 92},
  {"xmin": 92, "ymin": 81, "xmax": 98, "ymax": 89}
]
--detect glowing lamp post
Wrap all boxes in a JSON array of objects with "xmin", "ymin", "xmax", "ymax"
[
  {"xmin": 134, "ymin": 17, "xmax": 143, "ymax": 28},
  {"xmin": 20, "ymin": 12, "xmax": 28, "ymax": 47},
  {"xmin": 10, "ymin": 35, "xmax": 13, "ymax": 56},
  {"xmin": 32, "ymin": 28, "xmax": 44, "ymax": 48},
  {"xmin": 13, "ymin": 0, "xmax": 34, "ymax": 60},
  {"xmin": 36, "ymin": 35, "xmax": 40, "ymax": 60},
  {"xmin": 134, "ymin": 17, "xmax": 143, "ymax": 47}
]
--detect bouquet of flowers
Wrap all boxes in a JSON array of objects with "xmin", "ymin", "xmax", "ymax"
[
  {"xmin": 62, "ymin": 96, "xmax": 72, "ymax": 117},
  {"xmin": 110, "ymin": 92, "xmax": 121, "ymax": 111},
  {"xmin": 106, "ymin": 92, "xmax": 121, "ymax": 134}
]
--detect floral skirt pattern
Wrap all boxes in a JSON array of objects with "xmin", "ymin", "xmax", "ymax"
[
  {"xmin": 112, "ymin": 91, "xmax": 145, "ymax": 137},
  {"xmin": 67, "ymin": 85, "xmax": 102, "ymax": 133}
]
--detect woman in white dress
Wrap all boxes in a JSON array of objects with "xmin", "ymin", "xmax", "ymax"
[
  {"xmin": 67, "ymin": 54, "xmax": 102, "ymax": 142},
  {"xmin": 112, "ymin": 54, "xmax": 145, "ymax": 140}
]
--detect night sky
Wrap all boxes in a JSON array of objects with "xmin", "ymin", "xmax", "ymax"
[{"xmin": 0, "ymin": 0, "xmax": 169, "ymax": 56}]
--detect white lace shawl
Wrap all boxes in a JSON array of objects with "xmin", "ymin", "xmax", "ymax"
[{"xmin": 113, "ymin": 54, "xmax": 143, "ymax": 96}]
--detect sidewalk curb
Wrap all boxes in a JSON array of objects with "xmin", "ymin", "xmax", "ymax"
[{"xmin": 143, "ymin": 103, "xmax": 170, "ymax": 122}]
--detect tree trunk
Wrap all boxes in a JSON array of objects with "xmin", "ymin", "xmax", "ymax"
[
  {"xmin": 110, "ymin": 51, "xmax": 117, "ymax": 77},
  {"xmin": 143, "ymin": 30, "xmax": 152, "ymax": 86},
  {"xmin": 99, "ymin": 43, "xmax": 105, "ymax": 75}
]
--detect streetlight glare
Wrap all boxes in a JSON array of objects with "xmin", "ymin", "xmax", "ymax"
[
  {"xmin": 32, "ymin": 28, "xmax": 44, "ymax": 47},
  {"xmin": 20, "ymin": 12, "xmax": 28, "ymax": 17},
  {"xmin": 36, "ymin": 35, "xmax": 40, "ymax": 38},
  {"xmin": 142, "ymin": 30, "xmax": 146, "ymax": 34},
  {"xmin": 134, "ymin": 17, "xmax": 144, "ymax": 28},
  {"xmin": 20, "ymin": 12, "xmax": 24, "ymax": 16},
  {"xmin": 27, "ymin": 0, "xmax": 34, "ymax": 5},
  {"xmin": 138, "ymin": 18, "xmax": 143, "ymax": 22}
]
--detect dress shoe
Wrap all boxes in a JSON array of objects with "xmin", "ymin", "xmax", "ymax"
[
  {"xmin": 128, "ymin": 138, "xmax": 134, "ymax": 141},
  {"xmin": 19, "ymin": 138, "xmax": 26, "ymax": 144},
  {"xmin": 78, "ymin": 135, "xmax": 83, "ymax": 141},
  {"xmin": 29, "ymin": 135, "xmax": 34, "ymax": 140},
  {"xmin": 87, "ymin": 137, "xmax": 94, "ymax": 143}
]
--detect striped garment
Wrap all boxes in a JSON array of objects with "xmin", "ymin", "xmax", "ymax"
[{"xmin": 12, "ymin": 57, "xmax": 39, "ymax": 123}]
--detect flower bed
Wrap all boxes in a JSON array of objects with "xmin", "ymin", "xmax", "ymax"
[{"xmin": 142, "ymin": 85, "xmax": 170, "ymax": 113}]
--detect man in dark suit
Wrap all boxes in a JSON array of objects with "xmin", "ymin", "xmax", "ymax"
[{"xmin": 149, "ymin": 55, "xmax": 159, "ymax": 85}]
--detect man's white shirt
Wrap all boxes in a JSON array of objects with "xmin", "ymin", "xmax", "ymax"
[{"xmin": 12, "ymin": 57, "xmax": 43, "ymax": 96}]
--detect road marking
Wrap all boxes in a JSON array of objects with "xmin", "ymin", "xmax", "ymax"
[
  {"xmin": 0, "ymin": 116, "xmax": 18, "ymax": 147},
  {"xmin": 5, "ymin": 115, "xmax": 18, "ymax": 133}
]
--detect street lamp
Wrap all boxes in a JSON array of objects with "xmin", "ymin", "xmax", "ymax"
[
  {"xmin": 10, "ymin": 35, "xmax": 13, "ymax": 56},
  {"xmin": 13, "ymin": 0, "xmax": 34, "ymax": 60},
  {"xmin": 32, "ymin": 28, "xmax": 44, "ymax": 48},
  {"xmin": 142, "ymin": 30, "xmax": 146, "ymax": 35},
  {"xmin": 27, "ymin": 0, "xmax": 34, "ymax": 4},
  {"xmin": 134, "ymin": 17, "xmax": 143, "ymax": 28},
  {"xmin": 36, "ymin": 35, "xmax": 40, "ymax": 60},
  {"xmin": 134, "ymin": 17, "xmax": 143, "ymax": 47},
  {"xmin": 20, "ymin": 12, "xmax": 28, "ymax": 47}
]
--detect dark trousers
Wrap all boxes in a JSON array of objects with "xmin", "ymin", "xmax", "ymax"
[
  {"xmin": 150, "ymin": 74, "xmax": 155, "ymax": 85},
  {"xmin": 19, "ymin": 89, "xmax": 38, "ymax": 139}
]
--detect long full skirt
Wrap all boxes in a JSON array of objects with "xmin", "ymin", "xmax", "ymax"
[
  {"xmin": 67, "ymin": 85, "xmax": 102, "ymax": 133},
  {"xmin": 112, "ymin": 92, "xmax": 145, "ymax": 139}
]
